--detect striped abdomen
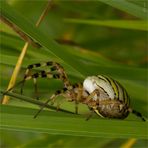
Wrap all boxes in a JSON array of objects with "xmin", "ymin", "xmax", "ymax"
[{"xmin": 83, "ymin": 75, "xmax": 130, "ymax": 119}]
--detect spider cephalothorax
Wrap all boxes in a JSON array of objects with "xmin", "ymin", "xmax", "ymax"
[{"xmin": 9, "ymin": 61, "xmax": 146, "ymax": 121}]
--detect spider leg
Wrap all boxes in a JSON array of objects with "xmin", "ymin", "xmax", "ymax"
[
  {"xmin": 86, "ymin": 108, "xmax": 94, "ymax": 121},
  {"xmin": 3, "ymin": 80, "xmax": 25, "ymax": 96},
  {"xmin": 75, "ymin": 100, "xmax": 78, "ymax": 114},
  {"xmin": 20, "ymin": 61, "xmax": 71, "ymax": 96},
  {"xmin": 20, "ymin": 80, "xmax": 25, "ymax": 94},
  {"xmin": 25, "ymin": 61, "xmax": 70, "ymax": 85},
  {"xmin": 31, "ymin": 71, "xmax": 55, "ymax": 99},
  {"xmin": 74, "ymin": 83, "xmax": 83, "ymax": 114},
  {"xmin": 34, "ymin": 87, "xmax": 69, "ymax": 118},
  {"xmin": 83, "ymin": 89, "xmax": 100, "ymax": 120},
  {"xmin": 84, "ymin": 89, "xmax": 100, "ymax": 104},
  {"xmin": 34, "ymin": 82, "xmax": 84, "ymax": 118},
  {"xmin": 34, "ymin": 94, "xmax": 56, "ymax": 118},
  {"xmin": 129, "ymin": 108, "xmax": 146, "ymax": 121},
  {"xmin": 33, "ymin": 78, "xmax": 39, "ymax": 99},
  {"xmin": 21, "ymin": 70, "xmax": 62, "ymax": 98}
]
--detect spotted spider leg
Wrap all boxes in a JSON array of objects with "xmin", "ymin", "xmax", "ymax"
[
  {"xmin": 81, "ymin": 89, "xmax": 103, "ymax": 120},
  {"xmin": 23, "ymin": 71, "xmax": 60, "ymax": 99},
  {"xmin": 128, "ymin": 108, "xmax": 146, "ymax": 121},
  {"xmin": 75, "ymin": 84, "xmax": 83, "ymax": 114},
  {"xmin": 34, "ymin": 83, "xmax": 83, "ymax": 118},
  {"xmin": 20, "ymin": 61, "xmax": 71, "ymax": 99},
  {"xmin": 34, "ymin": 84, "xmax": 103, "ymax": 119},
  {"xmin": 34, "ymin": 88, "xmax": 67, "ymax": 118}
]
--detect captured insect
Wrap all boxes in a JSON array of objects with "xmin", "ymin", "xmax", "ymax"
[{"xmin": 6, "ymin": 61, "xmax": 146, "ymax": 121}]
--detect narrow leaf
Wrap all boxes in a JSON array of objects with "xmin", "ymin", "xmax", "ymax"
[
  {"xmin": 65, "ymin": 19, "xmax": 148, "ymax": 31},
  {"xmin": 0, "ymin": 90, "xmax": 74, "ymax": 115},
  {"xmin": 0, "ymin": 105, "xmax": 147, "ymax": 139},
  {"xmin": 98, "ymin": 0, "xmax": 147, "ymax": 20}
]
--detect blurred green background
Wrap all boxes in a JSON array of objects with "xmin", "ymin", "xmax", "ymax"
[{"xmin": 0, "ymin": 0, "xmax": 148, "ymax": 147}]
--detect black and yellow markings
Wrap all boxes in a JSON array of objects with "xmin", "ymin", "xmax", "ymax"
[
  {"xmin": 51, "ymin": 66, "xmax": 57, "ymax": 71},
  {"xmin": 24, "ymin": 61, "xmax": 64, "ymax": 79},
  {"xmin": 54, "ymin": 83, "xmax": 81, "ymax": 95},
  {"xmin": 98, "ymin": 75, "xmax": 130, "ymax": 105},
  {"xmin": 22, "ymin": 61, "xmax": 71, "ymax": 92},
  {"xmin": 55, "ymin": 87, "xmax": 68, "ymax": 95},
  {"xmin": 24, "ymin": 70, "xmax": 61, "ymax": 80},
  {"xmin": 32, "ymin": 73, "xmax": 39, "ymax": 78},
  {"xmin": 117, "ymin": 82, "xmax": 129, "ymax": 105},
  {"xmin": 27, "ymin": 61, "xmax": 59, "ymax": 70},
  {"xmin": 112, "ymin": 79, "xmax": 119, "ymax": 99},
  {"xmin": 101, "ymin": 75, "xmax": 119, "ymax": 99},
  {"xmin": 46, "ymin": 61, "xmax": 53, "ymax": 66},
  {"xmin": 131, "ymin": 110, "xmax": 145, "ymax": 121},
  {"xmin": 96, "ymin": 75, "xmax": 110, "ymax": 97},
  {"xmin": 27, "ymin": 63, "xmax": 41, "ymax": 69}
]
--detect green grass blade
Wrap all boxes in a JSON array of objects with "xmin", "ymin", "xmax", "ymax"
[
  {"xmin": 0, "ymin": 105, "xmax": 147, "ymax": 139},
  {"xmin": 1, "ymin": 2, "xmax": 147, "ymax": 81},
  {"xmin": 0, "ymin": 0, "xmax": 147, "ymax": 145},
  {"xmin": 0, "ymin": 90, "xmax": 74, "ymax": 115},
  {"xmin": 65, "ymin": 19, "xmax": 148, "ymax": 31},
  {"xmin": 98, "ymin": 0, "xmax": 147, "ymax": 20},
  {"xmin": 0, "ymin": 1, "xmax": 85, "ymax": 78},
  {"xmin": 1, "ymin": 53, "xmax": 147, "ymax": 82}
]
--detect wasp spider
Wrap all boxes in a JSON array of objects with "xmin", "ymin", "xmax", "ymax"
[{"xmin": 9, "ymin": 61, "xmax": 146, "ymax": 121}]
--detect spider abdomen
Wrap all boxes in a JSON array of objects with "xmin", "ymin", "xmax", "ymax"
[
  {"xmin": 83, "ymin": 75, "xmax": 130, "ymax": 119},
  {"xmin": 98, "ymin": 100, "xmax": 129, "ymax": 119}
]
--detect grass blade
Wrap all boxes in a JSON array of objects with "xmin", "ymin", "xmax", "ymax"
[
  {"xmin": 98, "ymin": 0, "xmax": 147, "ymax": 20},
  {"xmin": 0, "ymin": 1, "xmax": 85, "ymax": 78},
  {"xmin": 0, "ymin": 90, "xmax": 74, "ymax": 115},
  {"xmin": 0, "ymin": 105, "xmax": 147, "ymax": 139},
  {"xmin": 65, "ymin": 19, "xmax": 148, "ymax": 31}
]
